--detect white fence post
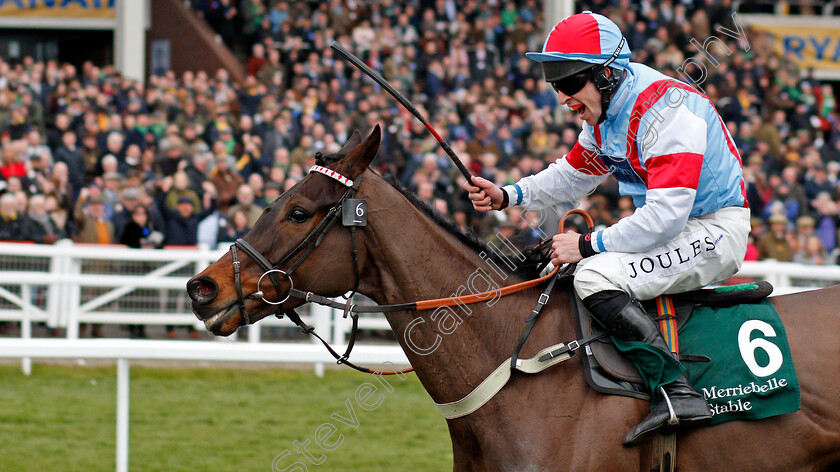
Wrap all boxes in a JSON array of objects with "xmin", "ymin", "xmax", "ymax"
[
  {"xmin": 766, "ymin": 260, "xmax": 782, "ymax": 288},
  {"xmin": 66, "ymin": 252, "xmax": 82, "ymax": 340},
  {"xmin": 774, "ymin": 261, "xmax": 792, "ymax": 290},
  {"xmin": 116, "ymin": 358, "xmax": 130, "ymax": 472},
  {"xmin": 20, "ymin": 285, "xmax": 31, "ymax": 376},
  {"xmin": 47, "ymin": 239, "xmax": 69, "ymax": 330},
  {"xmin": 332, "ymin": 303, "xmax": 347, "ymax": 348},
  {"xmin": 311, "ymin": 303, "xmax": 332, "ymax": 377},
  {"xmin": 248, "ymin": 323, "xmax": 261, "ymax": 343}
]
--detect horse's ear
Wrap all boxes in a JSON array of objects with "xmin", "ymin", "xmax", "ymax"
[
  {"xmin": 335, "ymin": 125, "xmax": 380, "ymax": 179},
  {"xmin": 337, "ymin": 130, "xmax": 363, "ymax": 155}
]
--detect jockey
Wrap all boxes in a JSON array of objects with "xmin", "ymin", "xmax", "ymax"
[{"xmin": 464, "ymin": 11, "xmax": 751, "ymax": 446}]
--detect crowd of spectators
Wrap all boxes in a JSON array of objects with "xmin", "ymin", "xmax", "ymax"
[{"xmin": 0, "ymin": 0, "xmax": 838, "ymax": 274}]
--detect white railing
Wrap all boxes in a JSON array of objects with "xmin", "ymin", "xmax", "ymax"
[
  {"xmin": 0, "ymin": 240, "xmax": 223, "ymax": 335},
  {"xmin": 0, "ymin": 240, "xmax": 838, "ymax": 356},
  {"xmin": 0, "ymin": 240, "xmax": 388, "ymax": 377},
  {"xmin": 733, "ymin": 259, "xmax": 840, "ymax": 293},
  {"xmin": 0, "ymin": 240, "xmax": 391, "ymax": 349}
]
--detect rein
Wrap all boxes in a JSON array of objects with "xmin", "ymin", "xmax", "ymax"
[{"xmin": 229, "ymin": 166, "xmax": 593, "ymax": 379}]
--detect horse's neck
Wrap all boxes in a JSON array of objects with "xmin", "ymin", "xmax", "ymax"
[{"xmin": 358, "ymin": 184, "xmax": 565, "ymax": 403}]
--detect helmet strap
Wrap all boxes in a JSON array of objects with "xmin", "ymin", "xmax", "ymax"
[
  {"xmin": 593, "ymin": 66, "xmax": 624, "ymax": 124},
  {"xmin": 592, "ymin": 36, "xmax": 626, "ymax": 124}
]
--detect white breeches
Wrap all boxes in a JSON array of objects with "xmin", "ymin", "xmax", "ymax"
[{"xmin": 573, "ymin": 207, "xmax": 751, "ymax": 300}]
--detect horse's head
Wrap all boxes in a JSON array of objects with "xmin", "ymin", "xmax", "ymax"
[{"xmin": 187, "ymin": 126, "xmax": 381, "ymax": 335}]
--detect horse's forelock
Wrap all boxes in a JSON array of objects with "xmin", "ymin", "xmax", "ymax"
[
  {"xmin": 315, "ymin": 129, "xmax": 364, "ymax": 166},
  {"xmin": 314, "ymin": 151, "xmax": 343, "ymax": 166}
]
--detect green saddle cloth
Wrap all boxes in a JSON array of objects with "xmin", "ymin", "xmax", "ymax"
[
  {"xmin": 680, "ymin": 299, "xmax": 800, "ymax": 424},
  {"xmin": 613, "ymin": 299, "xmax": 800, "ymax": 425}
]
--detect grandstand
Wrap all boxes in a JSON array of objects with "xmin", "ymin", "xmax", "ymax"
[{"xmin": 0, "ymin": 1, "xmax": 836, "ymax": 263}]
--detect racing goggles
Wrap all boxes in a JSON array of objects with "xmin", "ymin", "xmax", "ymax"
[{"xmin": 549, "ymin": 66, "xmax": 595, "ymax": 96}]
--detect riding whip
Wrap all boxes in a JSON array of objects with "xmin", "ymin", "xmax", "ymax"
[{"xmin": 330, "ymin": 41, "xmax": 473, "ymax": 181}]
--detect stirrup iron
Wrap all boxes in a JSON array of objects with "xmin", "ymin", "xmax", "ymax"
[{"xmin": 659, "ymin": 386, "xmax": 679, "ymax": 426}]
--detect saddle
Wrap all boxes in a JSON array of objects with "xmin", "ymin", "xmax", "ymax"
[{"xmin": 571, "ymin": 281, "xmax": 774, "ymax": 401}]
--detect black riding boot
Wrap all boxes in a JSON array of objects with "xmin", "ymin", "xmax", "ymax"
[{"xmin": 583, "ymin": 291, "xmax": 713, "ymax": 446}]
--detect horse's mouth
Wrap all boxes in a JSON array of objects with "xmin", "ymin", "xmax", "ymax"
[{"xmin": 203, "ymin": 303, "xmax": 242, "ymax": 336}]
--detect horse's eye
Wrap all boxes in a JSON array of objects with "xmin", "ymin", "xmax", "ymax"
[{"xmin": 287, "ymin": 207, "xmax": 310, "ymax": 223}]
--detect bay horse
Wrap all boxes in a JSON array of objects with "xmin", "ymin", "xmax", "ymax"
[{"xmin": 187, "ymin": 127, "xmax": 840, "ymax": 471}]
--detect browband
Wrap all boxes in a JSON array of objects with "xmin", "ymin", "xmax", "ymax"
[{"xmin": 309, "ymin": 165, "xmax": 354, "ymax": 188}]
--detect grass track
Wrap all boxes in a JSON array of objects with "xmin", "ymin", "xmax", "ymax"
[{"xmin": 0, "ymin": 364, "xmax": 453, "ymax": 471}]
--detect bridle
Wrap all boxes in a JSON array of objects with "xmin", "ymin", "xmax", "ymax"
[
  {"xmin": 229, "ymin": 165, "xmax": 400, "ymax": 374},
  {"xmin": 227, "ymin": 165, "xmax": 592, "ymax": 376},
  {"xmin": 230, "ymin": 165, "xmax": 362, "ymax": 326}
]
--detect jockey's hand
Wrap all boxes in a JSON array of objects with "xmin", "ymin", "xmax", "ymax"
[
  {"xmin": 463, "ymin": 176, "xmax": 504, "ymax": 212},
  {"xmin": 551, "ymin": 231, "xmax": 583, "ymax": 266}
]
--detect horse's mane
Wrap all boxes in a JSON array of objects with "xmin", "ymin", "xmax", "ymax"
[
  {"xmin": 380, "ymin": 175, "xmax": 551, "ymax": 279},
  {"xmin": 316, "ymin": 149, "xmax": 550, "ymax": 280}
]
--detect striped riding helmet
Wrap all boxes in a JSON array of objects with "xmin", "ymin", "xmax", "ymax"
[{"xmin": 526, "ymin": 11, "xmax": 631, "ymax": 83}]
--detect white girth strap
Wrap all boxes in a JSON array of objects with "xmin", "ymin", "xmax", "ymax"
[{"xmin": 435, "ymin": 342, "xmax": 574, "ymax": 419}]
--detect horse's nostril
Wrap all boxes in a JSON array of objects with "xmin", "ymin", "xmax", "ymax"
[
  {"xmin": 187, "ymin": 277, "xmax": 218, "ymax": 304},
  {"xmin": 197, "ymin": 283, "xmax": 214, "ymax": 297}
]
